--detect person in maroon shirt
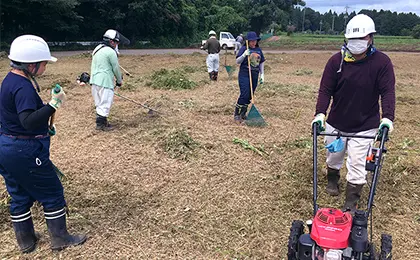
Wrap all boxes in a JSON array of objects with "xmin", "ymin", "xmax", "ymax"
[{"xmin": 311, "ymin": 14, "xmax": 396, "ymax": 212}]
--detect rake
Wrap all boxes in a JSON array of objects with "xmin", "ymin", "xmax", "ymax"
[
  {"xmin": 245, "ymin": 40, "xmax": 266, "ymax": 127},
  {"xmin": 223, "ymin": 49, "xmax": 236, "ymax": 79}
]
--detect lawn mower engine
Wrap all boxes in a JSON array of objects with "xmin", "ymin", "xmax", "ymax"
[{"xmin": 293, "ymin": 208, "xmax": 373, "ymax": 260}]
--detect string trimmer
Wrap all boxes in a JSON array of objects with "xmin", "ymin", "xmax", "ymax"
[{"xmin": 114, "ymin": 92, "xmax": 162, "ymax": 115}]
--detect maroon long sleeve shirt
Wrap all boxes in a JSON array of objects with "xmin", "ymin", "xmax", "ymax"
[{"xmin": 315, "ymin": 51, "xmax": 396, "ymax": 132}]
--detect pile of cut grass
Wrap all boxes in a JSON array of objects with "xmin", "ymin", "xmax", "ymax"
[{"xmin": 147, "ymin": 68, "xmax": 197, "ymax": 90}]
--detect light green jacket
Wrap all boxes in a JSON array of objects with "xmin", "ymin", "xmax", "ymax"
[{"xmin": 90, "ymin": 44, "xmax": 122, "ymax": 89}]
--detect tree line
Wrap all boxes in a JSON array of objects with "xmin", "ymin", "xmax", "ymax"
[
  {"xmin": 289, "ymin": 7, "xmax": 420, "ymax": 37},
  {"xmin": 1, "ymin": 0, "xmax": 420, "ymax": 49}
]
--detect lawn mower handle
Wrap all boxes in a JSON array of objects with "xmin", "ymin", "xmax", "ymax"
[
  {"xmin": 366, "ymin": 126, "xmax": 388, "ymax": 218},
  {"xmin": 311, "ymin": 123, "xmax": 389, "ymax": 217}
]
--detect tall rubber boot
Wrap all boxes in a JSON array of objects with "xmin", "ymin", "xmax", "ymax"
[
  {"xmin": 213, "ymin": 71, "xmax": 218, "ymax": 81},
  {"xmin": 343, "ymin": 183, "xmax": 364, "ymax": 213},
  {"xmin": 239, "ymin": 105, "xmax": 248, "ymax": 120},
  {"xmin": 326, "ymin": 167, "xmax": 340, "ymax": 196},
  {"xmin": 234, "ymin": 104, "xmax": 243, "ymax": 123},
  {"xmin": 11, "ymin": 211, "xmax": 39, "ymax": 253},
  {"xmin": 45, "ymin": 208, "xmax": 87, "ymax": 251},
  {"xmin": 96, "ymin": 114, "xmax": 113, "ymax": 131},
  {"xmin": 95, "ymin": 114, "xmax": 105, "ymax": 130},
  {"xmin": 209, "ymin": 72, "xmax": 213, "ymax": 81}
]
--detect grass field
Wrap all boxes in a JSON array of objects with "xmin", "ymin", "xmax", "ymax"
[
  {"xmin": 0, "ymin": 50, "xmax": 419, "ymax": 259},
  {"xmin": 261, "ymin": 34, "xmax": 420, "ymax": 52}
]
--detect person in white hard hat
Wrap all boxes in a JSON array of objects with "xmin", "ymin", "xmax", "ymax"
[
  {"xmin": 90, "ymin": 29, "xmax": 126, "ymax": 131},
  {"xmin": 0, "ymin": 35, "xmax": 86, "ymax": 253},
  {"xmin": 202, "ymin": 30, "xmax": 221, "ymax": 81},
  {"xmin": 311, "ymin": 14, "xmax": 396, "ymax": 212}
]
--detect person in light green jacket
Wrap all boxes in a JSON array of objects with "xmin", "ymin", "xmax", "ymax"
[{"xmin": 90, "ymin": 29, "xmax": 124, "ymax": 131}]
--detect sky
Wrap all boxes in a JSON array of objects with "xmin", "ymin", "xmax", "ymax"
[{"xmin": 303, "ymin": 0, "xmax": 420, "ymax": 15}]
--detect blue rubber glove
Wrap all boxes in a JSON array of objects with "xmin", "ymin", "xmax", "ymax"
[{"xmin": 325, "ymin": 137, "xmax": 344, "ymax": 153}]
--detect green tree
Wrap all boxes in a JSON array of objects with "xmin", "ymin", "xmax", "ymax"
[
  {"xmin": 412, "ymin": 24, "xmax": 420, "ymax": 39},
  {"xmin": 204, "ymin": 5, "xmax": 247, "ymax": 36},
  {"xmin": 1, "ymin": 0, "xmax": 82, "ymax": 42},
  {"xmin": 243, "ymin": 0, "xmax": 305, "ymax": 34}
]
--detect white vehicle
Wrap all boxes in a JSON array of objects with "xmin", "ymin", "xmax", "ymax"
[{"xmin": 201, "ymin": 31, "xmax": 236, "ymax": 50}]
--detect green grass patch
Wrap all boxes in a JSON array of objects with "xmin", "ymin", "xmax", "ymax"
[
  {"xmin": 261, "ymin": 34, "xmax": 420, "ymax": 51},
  {"xmin": 292, "ymin": 68, "xmax": 313, "ymax": 76},
  {"xmin": 164, "ymin": 129, "xmax": 200, "ymax": 160},
  {"xmin": 261, "ymin": 83, "xmax": 315, "ymax": 98},
  {"xmin": 233, "ymin": 138, "xmax": 268, "ymax": 157},
  {"xmin": 147, "ymin": 68, "xmax": 197, "ymax": 90},
  {"xmin": 180, "ymin": 65, "xmax": 200, "ymax": 73}
]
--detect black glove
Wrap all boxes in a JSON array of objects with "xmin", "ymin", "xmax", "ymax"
[{"xmin": 116, "ymin": 82, "xmax": 122, "ymax": 87}]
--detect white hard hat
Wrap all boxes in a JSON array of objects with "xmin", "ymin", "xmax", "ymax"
[
  {"xmin": 8, "ymin": 35, "xmax": 57, "ymax": 63},
  {"xmin": 209, "ymin": 30, "xmax": 216, "ymax": 36},
  {"xmin": 345, "ymin": 14, "xmax": 376, "ymax": 39},
  {"xmin": 103, "ymin": 29, "xmax": 120, "ymax": 42}
]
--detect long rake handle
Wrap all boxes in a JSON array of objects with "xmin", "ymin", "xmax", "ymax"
[
  {"xmin": 246, "ymin": 40, "xmax": 254, "ymax": 105},
  {"xmin": 114, "ymin": 92, "xmax": 161, "ymax": 114}
]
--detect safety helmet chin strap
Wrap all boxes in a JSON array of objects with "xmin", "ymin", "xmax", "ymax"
[
  {"xmin": 102, "ymin": 38, "xmax": 120, "ymax": 55},
  {"xmin": 10, "ymin": 61, "xmax": 41, "ymax": 92}
]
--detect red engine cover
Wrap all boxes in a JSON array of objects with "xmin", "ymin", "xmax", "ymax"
[{"xmin": 310, "ymin": 208, "xmax": 353, "ymax": 249}]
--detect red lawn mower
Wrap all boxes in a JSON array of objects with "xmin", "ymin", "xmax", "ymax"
[{"xmin": 287, "ymin": 124, "xmax": 392, "ymax": 260}]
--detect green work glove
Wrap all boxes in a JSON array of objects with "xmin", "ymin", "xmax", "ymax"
[
  {"xmin": 48, "ymin": 85, "xmax": 66, "ymax": 110},
  {"xmin": 48, "ymin": 125, "xmax": 56, "ymax": 136},
  {"xmin": 259, "ymin": 73, "xmax": 264, "ymax": 84},
  {"xmin": 377, "ymin": 118, "xmax": 393, "ymax": 140},
  {"xmin": 311, "ymin": 113, "xmax": 326, "ymax": 132}
]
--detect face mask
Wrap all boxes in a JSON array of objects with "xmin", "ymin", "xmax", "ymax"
[
  {"xmin": 347, "ymin": 39, "xmax": 369, "ymax": 55},
  {"xmin": 325, "ymin": 137, "xmax": 344, "ymax": 153},
  {"xmin": 115, "ymin": 44, "xmax": 120, "ymax": 55}
]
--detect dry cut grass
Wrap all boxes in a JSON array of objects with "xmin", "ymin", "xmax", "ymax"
[{"xmin": 0, "ymin": 50, "xmax": 419, "ymax": 259}]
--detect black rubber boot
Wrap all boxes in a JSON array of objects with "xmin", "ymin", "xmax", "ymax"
[
  {"xmin": 326, "ymin": 167, "xmax": 340, "ymax": 196},
  {"xmin": 11, "ymin": 211, "xmax": 39, "ymax": 253},
  {"xmin": 96, "ymin": 114, "xmax": 113, "ymax": 131},
  {"xmin": 209, "ymin": 72, "xmax": 213, "ymax": 80},
  {"xmin": 45, "ymin": 208, "xmax": 86, "ymax": 251},
  {"xmin": 239, "ymin": 105, "xmax": 248, "ymax": 120},
  {"xmin": 234, "ymin": 104, "xmax": 243, "ymax": 123},
  {"xmin": 213, "ymin": 71, "xmax": 218, "ymax": 81},
  {"xmin": 343, "ymin": 183, "xmax": 364, "ymax": 213},
  {"xmin": 95, "ymin": 114, "xmax": 105, "ymax": 130}
]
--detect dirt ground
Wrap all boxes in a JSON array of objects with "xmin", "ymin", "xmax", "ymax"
[{"xmin": 0, "ymin": 50, "xmax": 419, "ymax": 259}]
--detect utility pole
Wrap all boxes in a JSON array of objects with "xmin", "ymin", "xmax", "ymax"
[
  {"xmin": 302, "ymin": 7, "xmax": 306, "ymax": 32},
  {"xmin": 332, "ymin": 14, "xmax": 335, "ymax": 32},
  {"xmin": 319, "ymin": 20, "xmax": 323, "ymax": 33},
  {"xmin": 344, "ymin": 5, "xmax": 350, "ymax": 30}
]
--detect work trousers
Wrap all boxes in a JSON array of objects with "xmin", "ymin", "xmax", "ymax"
[
  {"xmin": 324, "ymin": 123, "xmax": 377, "ymax": 185},
  {"xmin": 92, "ymin": 84, "xmax": 115, "ymax": 117},
  {"xmin": 237, "ymin": 71, "xmax": 259, "ymax": 105},
  {"xmin": 206, "ymin": 54, "xmax": 219, "ymax": 73},
  {"xmin": 0, "ymin": 135, "xmax": 65, "ymax": 215}
]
